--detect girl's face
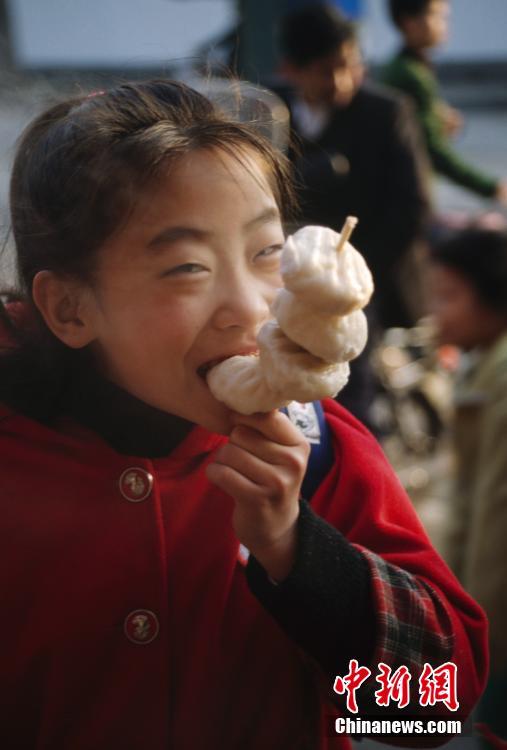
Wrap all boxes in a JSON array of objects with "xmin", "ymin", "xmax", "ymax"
[
  {"xmin": 429, "ymin": 263, "xmax": 504, "ymax": 350},
  {"xmin": 85, "ymin": 147, "xmax": 285, "ymax": 434}
]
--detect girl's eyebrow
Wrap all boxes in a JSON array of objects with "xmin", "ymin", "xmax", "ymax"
[
  {"xmin": 148, "ymin": 207, "xmax": 281, "ymax": 249},
  {"xmin": 148, "ymin": 226, "xmax": 206, "ymax": 248},
  {"xmin": 244, "ymin": 206, "xmax": 281, "ymax": 231}
]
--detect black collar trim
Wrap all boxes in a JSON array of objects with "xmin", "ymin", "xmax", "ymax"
[{"xmin": 62, "ymin": 370, "xmax": 195, "ymax": 458}]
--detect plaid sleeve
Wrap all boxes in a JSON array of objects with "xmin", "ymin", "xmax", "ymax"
[
  {"xmin": 357, "ymin": 547, "xmax": 455, "ymax": 672},
  {"xmin": 347, "ymin": 546, "xmax": 458, "ymax": 720},
  {"xmin": 247, "ymin": 499, "xmax": 470, "ymax": 722}
]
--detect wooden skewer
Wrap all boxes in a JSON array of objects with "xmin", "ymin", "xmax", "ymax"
[{"xmin": 336, "ymin": 215, "xmax": 358, "ymax": 253}]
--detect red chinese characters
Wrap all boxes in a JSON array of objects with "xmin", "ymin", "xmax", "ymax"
[
  {"xmin": 333, "ymin": 659, "xmax": 372, "ymax": 713},
  {"xmin": 333, "ymin": 660, "xmax": 459, "ymax": 713},
  {"xmin": 419, "ymin": 662, "xmax": 459, "ymax": 711},
  {"xmin": 375, "ymin": 663, "xmax": 412, "ymax": 709}
]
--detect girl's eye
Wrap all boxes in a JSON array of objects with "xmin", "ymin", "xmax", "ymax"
[
  {"xmin": 163, "ymin": 263, "xmax": 207, "ymax": 276},
  {"xmin": 255, "ymin": 244, "xmax": 283, "ymax": 261}
]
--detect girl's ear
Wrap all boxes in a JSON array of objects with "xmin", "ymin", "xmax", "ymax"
[{"xmin": 32, "ymin": 270, "xmax": 97, "ymax": 349}]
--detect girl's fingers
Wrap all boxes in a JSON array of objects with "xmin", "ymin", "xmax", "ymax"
[
  {"xmin": 230, "ymin": 409, "xmax": 304, "ymax": 447},
  {"xmin": 228, "ymin": 423, "xmax": 308, "ymax": 469},
  {"xmin": 206, "ymin": 459, "xmax": 267, "ymax": 502},
  {"xmin": 206, "ymin": 415, "xmax": 307, "ymax": 563},
  {"xmin": 210, "ymin": 441, "xmax": 290, "ymax": 491}
]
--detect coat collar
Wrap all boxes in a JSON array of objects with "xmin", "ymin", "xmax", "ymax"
[{"xmin": 61, "ymin": 368, "xmax": 196, "ymax": 458}]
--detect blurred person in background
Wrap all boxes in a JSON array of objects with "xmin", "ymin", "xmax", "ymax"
[
  {"xmin": 382, "ymin": 0, "xmax": 507, "ymax": 206},
  {"xmin": 429, "ymin": 227, "xmax": 507, "ymax": 746},
  {"xmin": 275, "ymin": 3, "xmax": 429, "ymax": 431}
]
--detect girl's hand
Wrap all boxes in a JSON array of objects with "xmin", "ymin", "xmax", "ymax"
[{"xmin": 206, "ymin": 410, "xmax": 310, "ymax": 582}]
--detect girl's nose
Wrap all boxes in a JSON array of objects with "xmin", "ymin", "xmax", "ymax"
[{"xmin": 211, "ymin": 273, "xmax": 273, "ymax": 331}]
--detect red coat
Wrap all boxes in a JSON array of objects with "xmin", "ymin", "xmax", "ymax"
[{"xmin": 0, "ymin": 398, "xmax": 487, "ymax": 749}]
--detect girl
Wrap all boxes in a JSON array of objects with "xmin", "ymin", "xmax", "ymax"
[
  {"xmin": 429, "ymin": 228, "xmax": 507, "ymax": 744},
  {"xmin": 0, "ymin": 80, "xmax": 486, "ymax": 749}
]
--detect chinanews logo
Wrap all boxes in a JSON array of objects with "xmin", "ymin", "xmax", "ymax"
[
  {"xmin": 330, "ymin": 660, "xmax": 463, "ymax": 738},
  {"xmin": 333, "ymin": 659, "xmax": 459, "ymax": 713}
]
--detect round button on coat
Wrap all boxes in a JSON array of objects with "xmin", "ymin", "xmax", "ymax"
[
  {"xmin": 119, "ymin": 468, "xmax": 153, "ymax": 502},
  {"xmin": 124, "ymin": 610, "xmax": 160, "ymax": 644}
]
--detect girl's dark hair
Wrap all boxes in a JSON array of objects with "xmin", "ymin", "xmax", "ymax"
[
  {"xmin": 0, "ymin": 79, "xmax": 296, "ymax": 420},
  {"xmin": 430, "ymin": 227, "xmax": 507, "ymax": 315},
  {"xmin": 388, "ymin": 0, "xmax": 434, "ymax": 28},
  {"xmin": 278, "ymin": 4, "xmax": 356, "ymax": 67}
]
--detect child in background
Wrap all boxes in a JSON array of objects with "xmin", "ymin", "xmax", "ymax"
[
  {"xmin": 276, "ymin": 3, "xmax": 430, "ymax": 433},
  {"xmin": 429, "ymin": 228, "xmax": 507, "ymax": 744},
  {"xmin": 0, "ymin": 80, "xmax": 487, "ymax": 749},
  {"xmin": 382, "ymin": 0, "xmax": 507, "ymax": 205}
]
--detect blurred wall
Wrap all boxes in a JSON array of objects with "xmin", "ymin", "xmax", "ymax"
[
  {"xmin": 6, "ymin": 0, "xmax": 507, "ymax": 71},
  {"xmin": 6, "ymin": 0, "xmax": 237, "ymax": 69}
]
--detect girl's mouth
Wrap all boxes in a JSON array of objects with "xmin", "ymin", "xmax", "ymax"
[
  {"xmin": 197, "ymin": 358, "xmax": 228, "ymax": 379},
  {"xmin": 197, "ymin": 351, "xmax": 259, "ymax": 380}
]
